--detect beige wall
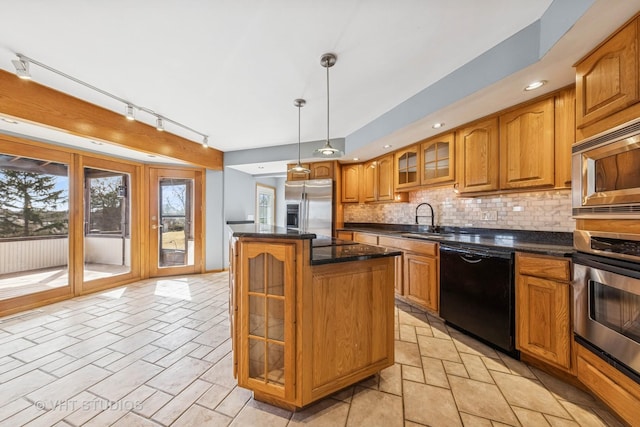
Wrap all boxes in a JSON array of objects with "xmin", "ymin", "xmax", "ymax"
[{"xmin": 344, "ymin": 188, "xmax": 574, "ymax": 232}]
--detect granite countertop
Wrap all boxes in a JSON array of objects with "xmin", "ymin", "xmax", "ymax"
[
  {"xmin": 228, "ymin": 224, "xmax": 401, "ymax": 264},
  {"xmin": 339, "ymin": 223, "xmax": 574, "ymax": 257},
  {"xmin": 228, "ymin": 223, "xmax": 316, "ymax": 239}
]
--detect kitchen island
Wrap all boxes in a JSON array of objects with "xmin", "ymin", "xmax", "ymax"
[{"xmin": 228, "ymin": 224, "xmax": 400, "ymax": 410}]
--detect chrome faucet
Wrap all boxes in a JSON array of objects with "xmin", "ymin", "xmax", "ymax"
[{"xmin": 415, "ymin": 202, "xmax": 435, "ymax": 230}]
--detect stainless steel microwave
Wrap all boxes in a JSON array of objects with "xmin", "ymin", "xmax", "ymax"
[{"xmin": 572, "ymin": 119, "xmax": 640, "ymax": 218}]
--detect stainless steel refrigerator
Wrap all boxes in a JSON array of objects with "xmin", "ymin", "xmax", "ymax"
[{"xmin": 285, "ymin": 179, "xmax": 333, "ymax": 237}]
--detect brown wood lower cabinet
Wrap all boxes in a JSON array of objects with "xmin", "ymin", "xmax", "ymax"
[
  {"xmin": 378, "ymin": 235, "xmax": 439, "ymax": 312},
  {"xmin": 515, "ymin": 253, "xmax": 573, "ymax": 372},
  {"xmin": 577, "ymin": 344, "xmax": 640, "ymax": 425}
]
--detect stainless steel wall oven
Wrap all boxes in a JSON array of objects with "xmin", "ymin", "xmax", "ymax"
[{"xmin": 573, "ymin": 230, "xmax": 640, "ymax": 383}]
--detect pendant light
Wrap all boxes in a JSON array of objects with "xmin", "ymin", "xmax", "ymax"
[
  {"xmin": 314, "ymin": 53, "xmax": 344, "ymax": 158},
  {"xmin": 288, "ymin": 98, "xmax": 311, "ymax": 174}
]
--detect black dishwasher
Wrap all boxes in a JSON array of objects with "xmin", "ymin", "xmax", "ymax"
[{"xmin": 439, "ymin": 244, "xmax": 517, "ymax": 357}]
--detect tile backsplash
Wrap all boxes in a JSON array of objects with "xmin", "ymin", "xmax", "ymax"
[{"xmin": 343, "ymin": 187, "xmax": 575, "ymax": 232}]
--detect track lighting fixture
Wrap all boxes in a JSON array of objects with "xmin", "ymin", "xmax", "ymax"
[
  {"xmin": 11, "ymin": 57, "xmax": 31, "ymax": 79},
  {"xmin": 314, "ymin": 53, "xmax": 344, "ymax": 158},
  {"xmin": 288, "ymin": 98, "xmax": 311, "ymax": 174},
  {"xmin": 125, "ymin": 104, "xmax": 135, "ymax": 121},
  {"xmin": 10, "ymin": 53, "xmax": 209, "ymax": 147}
]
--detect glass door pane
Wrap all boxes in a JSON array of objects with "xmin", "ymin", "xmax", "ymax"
[
  {"xmin": 0, "ymin": 154, "xmax": 69, "ymax": 300},
  {"xmin": 159, "ymin": 178, "xmax": 194, "ymax": 268},
  {"xmin": 83, "ymin": 168, "xmax": 131, "ymax": 281}
]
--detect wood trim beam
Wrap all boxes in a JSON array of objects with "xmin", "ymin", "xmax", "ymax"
[{"xmin": 0, "ymin": 69, "xmax": 223, "ymax": 170}]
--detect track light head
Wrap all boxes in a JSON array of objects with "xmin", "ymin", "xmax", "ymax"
[
  {"xmin": 12, "ymin": 57, "xmax": 31, "ymax": 80},
  {"xmin": 125, "ymin": 104, "xmax": 135, "ymax": 121},
  {"xmin": 156, "ymin": 117, "xmax": 164, "ymax": 131},
  {"xmin": 203, "ymin": 136, "xmax": 209, "ymax": 148}
]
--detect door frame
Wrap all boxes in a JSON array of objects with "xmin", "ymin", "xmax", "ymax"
[{"xmin": 147, "ymin": 166, "xmax": 204, "ymax": 277}]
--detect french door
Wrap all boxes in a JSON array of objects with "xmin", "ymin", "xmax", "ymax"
[{"xmin": 148, "ymin": 168, "xmax": 203, "ymax": 277}]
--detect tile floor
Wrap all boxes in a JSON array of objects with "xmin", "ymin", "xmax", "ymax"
[{"xmin": 0, "ymin": 272, "xmax": 625, "ymax": 426}]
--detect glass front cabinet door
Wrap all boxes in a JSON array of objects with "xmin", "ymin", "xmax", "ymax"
[
  {"xmin": 420, "ymin": 132, "xmax": 455, "ymax": 185},
  {"xmin": 239, "ymin": 241, "xmax": 296, "ymax": 401},
  {"xmin": 395, "ymin": 145, "xmax": 420, "ymax": 190}
]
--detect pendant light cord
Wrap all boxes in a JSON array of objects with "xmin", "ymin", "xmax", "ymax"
[
  {"xmin": 298, "ymin": 103, "xmax": 302, "ymax": 163},
  {"xmin": 326, "ymin": 64, "xmax": 330, "ymax": 143}
]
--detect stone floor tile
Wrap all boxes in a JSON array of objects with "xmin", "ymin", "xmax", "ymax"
[
  {"xmin": 422, "ymin": 356, "xmax": 450, "ymax": 388},
  {"xmin": 111, "ymin": 411, "xmax": 163, "ymax": 426},
  {"xmin": 229, "ymin": 398, "xmax": 291, "ymax": 427},
  {"xmin": 346, "ymin": 386, "xmax": 403, "ymax": 427},
  {"xmin": 152, "ymin": 379, "xmax": 213, "ymax": 425},
  {"xmin": 51, "ymin": 347, "xmax": 113, "ymax": 377},
  {"xmin": 329, "ymin": 386, "xmax": 354, "ymax": 403},
  {"xmin": 0, "ymin": 404, "xmax": 45, "ymax": 426},
  {"xmin": 202, "ymin": 339, "xmax": 232, "ymax": 365},
  {"xmin": 60, "ymin": 332, "xmax": 121, "ymax": 358},
  {"xmin": 399, "ymin": 324, "xmax": 418, "ymax": 343},
  {"xmin": 531, "ymin": 367, "xmax": 597, "ymax": 407},
  {"xmin": 417, "ymin": 335, "xmax": 461, "ymax": 363},
  {"xmin": 544, "ymin": 414, "xmax": 580, "ymax": 426},
  {"xmin": 449, "ymin": 330, "xmax": 500, "ymax": 359},
  {"xmin": 196, "ymin": 383, "xmax": 233, "ymax": 410},
  {"xmin": 12, "ymin": 335, "xmax": 80, "ymax": 363},
  {"xmin": 497, "ymin": 354, "xmax": 536, "ymax": 379},
  {"xmin": 442, "ymin": 360, "xmax": 469, "ymax": 378},
  {"xmin": 448, "ymin": 375, "xmax": 519, "ymax": 426},
  {"xmin": 398, "ymin": 310, "xmax": 429, "ymax": 327},
  {"xmin": 513, "ymin": 406, "xmax": 552, "ymax": 426},
  {"xmin": 415, "ymin": 325, "xmax": 433, "ymax": 337},
  {"xmin": 88, "ymin": 359, "xmax": 163, "ymax": 402},
  {"xmin": 172, "ymin": 404, "xmax": 232, "ymax": 426},
  {"xmin": 460, "ymin": 353, "xmax": 493, "ymax": 383},
  {"xmin": 215, "ymin": 386, "xmax": 252, "ymax": 418},
  {"xmin": 429, "ymin": 320, "xmax": 453, "ymax": 340},
  {"xmin": 559, "ymin": 400, "xmax": 610, "ymax": 427},
  {"xmin": 289, "ymin": 398, "xmax": 350, "ymax": 427},
  {"xmin": 146, "ymin": 356, "xmax": 212, "ymax": 395},
  {"xmin": 154, "ymin": 341, "xmax": 201, "ymax": 368},
  {"xmin": 103, "ymin": 344, "xmax": 159, "ymax": 372},
  {"xmin": 459, "ymin": 412, "xmax": 494, "ymax": 426},
  {"xmin": 403, "ymin": 380, "xmax": 462, "ymax": 427},
  {"xmin": 0, "ymin": 369, "xmax": 56, "ymax": 407},
  {"xmin": 394, "ymin": 340, "xmax": 422, "ymax": 367},
  {"xmin": 193, "ymin": 322, "xmax": 231, "ymax": 348},
  {"xmin": 379, "ymin": 363, "xmax": 402, "ymax": 396},
  {"xmin": 491, "ymin": 371, "xmax": 571, "ymax": 419},
  {"xmin": 108, "ymin": 329, "xmax": 163, "ymax": 354},
  {"xmin": 27, "ymin": 365, "xmax": 110, "ymax": 409},
  {"xmin": 0, "ymin": 398, "xmax": 31, "ymax": 423},
  {"xmin": 0, "ymin": 337, "xmax": 34, "ymax": 358},
  {"xmin": 200, "ymin": 353, "xmax": 237, "ymax": 389},
  {"xmin": 151, "ymin": 326, "xmax": 201, "ymax": 351},
  {"xmin": 401, "ymin": 365, "xmax": 425, "ymax": 383},
  {"xmin": 481, "ymin": 356, "xmax": 511, "ymax": 374},
  {"xmin": 136, "ymin": 390, "xmax": 173, "ymax": 419}
]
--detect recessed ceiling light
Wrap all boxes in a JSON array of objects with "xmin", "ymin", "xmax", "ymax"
[
  {"xmin": 1, "ymin": 118, "xmax": 19, "ymax": 124},
  {"xmin": 258, "ymin": 166, "xmax": 264, "ymax": 169},
  {"xmin": 383, "ymin": 144, "xmax": 392, "ymax": 149},
  {"xmin": 432, "ymin": 122, "xmax": 444, "ymax": 129},
  {"xmin": 353, "ymin": 157, "xmax": 359, "ymax": 161},
  {"xmin": 524, "ymin": 80, "xmax": 547, "ymax": 91}
]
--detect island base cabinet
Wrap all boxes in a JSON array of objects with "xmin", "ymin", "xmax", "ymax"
[
  {"xmin": 305, "ymin": 258, "xmax": 395, "ymax": 402},
  {"xmin": 234, "ymin": 236, "xmax": 396, "ymax": 410}
]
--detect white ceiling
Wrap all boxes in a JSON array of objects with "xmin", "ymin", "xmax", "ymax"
[{"xmin": 0, "ymin": 0, "xmax": 639, "ymax": 174}]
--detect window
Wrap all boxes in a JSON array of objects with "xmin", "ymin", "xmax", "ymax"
[{"xmin": 256, "ymin": 184, "xmax": 275, "ymax": 225}]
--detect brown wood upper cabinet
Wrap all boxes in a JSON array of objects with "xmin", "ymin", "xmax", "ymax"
[
  {"xmin": 420, "ymin": 132, "xmax": 455, "ymax": 185},
  {"xmin": 456, "ymin": 118, "xmax": 500, "ymax": 193},
  {"xmin": 362, "ymin": 154, "xmax": 395, "ymax": 202},
  {"xmin": 341, "ymin": 164, "xmax": 361, "ymax": 203},
  {"xmin": 499, "ymin": 98, "xmax": 555, "ymax": 190},
  {"xmin": 575, "ymin": 16, "xmax": 639, "ymax": 132},
  {"xmin": 395, "ymin": 145, "xmax": 420, "ymax": 190},
  {"xmin": 286, "ymin": 161, "xmax": 334, "ymax": 181}
]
